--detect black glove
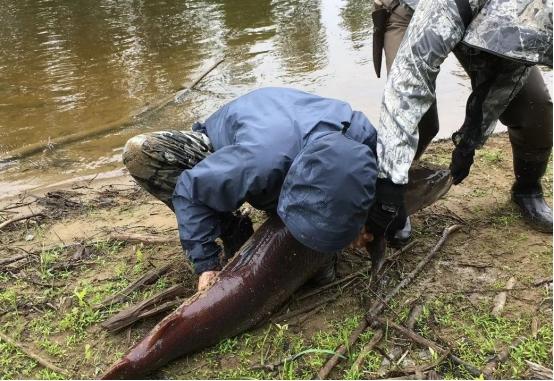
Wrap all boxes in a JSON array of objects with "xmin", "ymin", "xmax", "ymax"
[
  {"xmin": 366, "ymin": 178, "xmax": 407, "ymax": 238},
  {"xmin": 220, "ymin": 212, "xmax": 254, "ymax": 260},
  {"xmin": 450, "ymin": 144, "xmax": 475, "ymax": 185}
]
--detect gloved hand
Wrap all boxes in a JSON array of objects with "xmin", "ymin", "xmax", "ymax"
[
  {"xmin": 220, "ymin": 212, "xmax": 254, "ymax": 260},
  {"xmin": 366, "ymin": 178, "xmax": 407, "ymax": 238},
  {"xmin": 450, "ymin": 144, "xmax": 475, "ymax": 185}
]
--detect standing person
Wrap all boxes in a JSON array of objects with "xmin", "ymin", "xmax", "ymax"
[
  {"xmin": 122, "ymin": 87, "xmax": 378, "ymax": 291},
  {"xmin": 368, "ymin": 0, "xmax": 553, "ymax": 244}
]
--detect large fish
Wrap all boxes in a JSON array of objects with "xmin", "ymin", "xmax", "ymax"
[{"xmin": 101, "ymin": 165, "xmax": 451, "ymax": 379}]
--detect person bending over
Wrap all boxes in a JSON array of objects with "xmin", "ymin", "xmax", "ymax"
[{"xmin": 123, "ymin": 87, "xmax": 378, "ymax": 291}]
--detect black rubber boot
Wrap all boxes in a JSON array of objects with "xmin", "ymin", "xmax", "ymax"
[
  {"xmin": 220, "ymin": 212, "xmax": 254, "ymax": 261},
  {"xmin": 511, "ymin": 149, "xmax": 552, "ymax": 233},
  {"xmin": 388, "ymin": 216, "xmax": 412, "ymax": 248},
  {"xmin": 310, "ymin": 254, "xmax": 337, "ymax": 286}
]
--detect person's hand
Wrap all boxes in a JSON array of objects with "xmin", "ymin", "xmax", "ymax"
[
  {"xmin": 450, "ymin": 145, "xmax": 475, "ymax": 185},
  {"xmin": 366, "ymin": 178, "xmax": 407, "ymax": 237},
  {"xmin": 197, "ymin": 271, "xmax": 220, "ymax": 292},
  {"xmin": 349, "ymin": 226, "xmax": 374, "ymax": 249}
]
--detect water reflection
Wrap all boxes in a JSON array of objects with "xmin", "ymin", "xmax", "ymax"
[
  {"xmin": 273, "ymin": 0, "xmax": 328, "ymax": 74},
  {"xmin": 0, "ymin": 0, "xmax": 551, "ymax": 197},
  {"xmin": 340, "ymin": 0, "xmax": 373, "ymax": 49}
]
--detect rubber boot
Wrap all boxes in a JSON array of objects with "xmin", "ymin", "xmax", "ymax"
[
  {"xmin": 511, "ymin": 149, "xmax": 553, "ymax": 233},
  {"xmin": 310, "ymin": 253, "xmax": 337, "ymax": 286},
  {"xmin": 220, "ymin": 212, "xmax": 254, "ymax": 261},
  {"xmin": 388, "ymin": 216, "xmax": 412, "ymax": 248}
]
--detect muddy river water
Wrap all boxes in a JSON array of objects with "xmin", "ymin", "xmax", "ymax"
[{"xmin": 0, "ymin": 0, "xmax": 551, "ymax": 197}]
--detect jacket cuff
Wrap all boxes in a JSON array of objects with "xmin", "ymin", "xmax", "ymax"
[
  {"xmin": 183, "ymin": 240, "xmax": 222, "ymax": 274},
  {"xmin": 193, "ymin": 255, "xmax": 222, "ymax": 275}
]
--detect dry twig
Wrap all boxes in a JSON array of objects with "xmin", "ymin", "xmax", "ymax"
[
  {"xmin": 0, "ymin": 212, "xmax": 45, "ymax": 230},
  {"xmin": 525, "ymin": 360, "xmax": 553, "ymax": 380},
  {"xmin": 0, "ymin": 253, "xmax": 30, "ymax": 266},
  {"xmin": 101, "ymin": 284, "xmax": 186, "ymax": 332},
  {"xmin": 94, "ymin": 263, "xmax": 172, "ymax": 309},
  {"xmin": 272, "ymin": 294, "xmax": 339, "ymax": 323},
  {"xmin": 376, "ymin": 317, "xmax": 482, "ymax": 378},
  {"xmin": 491, "ymin": 277, "xmax": 516, "ymax": 317},
  {"xmin": 316, "ymin": 225, "xmax": 461, "ymax": 379},
  {"xmin": 109, "ymin": 233, "xmax": 179, "ymax": 245},
  {"xmin": 481, "ymin": 337, "xmax": 525, "ymax": 378},
  {"xmin": 350, "ymin": 329, "xmax": 384, "ymax": 374},
  {"xmin": 0, "ymin": 332, "xmax": 68, "ymax": 376}
]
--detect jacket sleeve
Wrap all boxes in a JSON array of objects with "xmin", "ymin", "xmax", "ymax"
[
  {"xmin": 452, "ymin": 46, "xmax": 532, "ymax": 149},
  {"xmin": 172, "ymin": 144, "xmax": 259, "ymax": 274},
  {"xmin": 377, "ymin": 0, "xmax": 467, "ymax": 184}
]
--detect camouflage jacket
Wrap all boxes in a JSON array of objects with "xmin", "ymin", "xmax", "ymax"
[{"xmin": 378, "ymin": 0, "xmax": 553, "ymax": 184}]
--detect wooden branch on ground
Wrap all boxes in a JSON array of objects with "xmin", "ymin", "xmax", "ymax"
[
  {"xmin": 350, "ymin": 328, "xmax": 384, "ymax": 374},
  {"xmin": 272, "ymin": 294, "xmax": 339, "ymax": 323},
  {"xmin": 481, "ymin": 337, "xmax": 525, "ymax": 379},
  {"xmin": 297, "ymin": 270, "xmax": 367, "ymax": 301},
  {"xmin": 491, "ymin": 277, "xmax": 516, "ymax": 317},
  {"xmin": 385, "ymin": 239, "xmax": 421, "ymax": 262},
  {"xmin": 376, "ymin": 317, "xmax": 482, "ymax": 378},
  {"xmin": 316, "ymin": 225, "xmax": 461, "ymax": 380},
  {"xmin": 109, "ymin": 233, "xmax": 179, "ymax": 245},
  {"xmin": 532, "ymin": 277, "xmax": 553, "ymax": 287},
  {"xmin": 384, "ymin": 350, "xmax": 450, "ymax": 379},
  {"xmin": 0, "ymin": 212, "xmax": 45, "ymax": 230},
  {"xmin": 94, "ymin": 263, "xmax": 172, "ymax": 309},
  {"xmin": 299, "ymin": 240, "xmax": 421, "ymax": 303},
  {"xmin": 0, "ymin": 253, "xmax": 31, "ymax": 266},
  {"xmin": 101, "ymin": 284, "xmax": 187, "ymax": 332},
  {"xmin": 525, "ymin": 360, "xmax": 553, "ymax": 380},
  {"xmin": 0, "ymin": 332, "xmax": 68, "ymax": 376},
  {"xmin": 405, "ymin": 303, "xmax": 425, "ymax": 331}
]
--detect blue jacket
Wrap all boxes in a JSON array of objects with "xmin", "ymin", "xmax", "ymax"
[{"xmin": 173, "ymin": 87, "xmax": 377, "ymax": 274}]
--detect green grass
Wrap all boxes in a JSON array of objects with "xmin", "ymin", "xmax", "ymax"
[{"xmin": 423, "ymin": 296, "xmax": 553, "ymax": 379}]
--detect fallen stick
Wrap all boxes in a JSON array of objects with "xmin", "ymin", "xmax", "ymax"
[
  {"xmin": 101, "ymin": 284, "xmax": 187, "ymax": 332},
  {"xmin": 109, "ymin": 233, "xmax": 179, "ymax": 245},
  {"xmin": 0, "ymin": 253, "xmax": 30, "ymax": 266},
  {"xmin": 383, "ymin": 350, "xmax": 450, "ymax": 379},
  {"xmin": 350, "ymin": 328, "xmax": 384, "ymax": 374},
  {"xmin": 316, "ymin": 225, "xmax": 461, "ymax": 379},
  {"xmin": 525, "ymin": 360, "xmax": 553, "ymax": 380},
  {"xmin": 491, "ymin": 277, "xmax": 516, "ymax": 317},
  {"xmin": 297, "ymin": 269, "xmax": 368, "ymax": 301},
  {"xmin": 532, "ymin": 277, "xmax": 553, "ymax": 287},
  {"xmin": 272, "ymin": 293, "xmax": 339, "ymax": 323},
  {"xmin": 0, "ymin": 212, "xmax": 45, "ymax": 230},
  {"xmin": 299, "ymin": 241, "xmax": 420, "ymax": 302},
  {"xmin": 0, "ymin": 200, "xmax": 37, "ymax": 212},
  {"xmin": 0, "ymin": 331, "xmax": 68, "ymax": 376},
  {"xmin": 385, "ymin": 239, "xmax": 421, "ymax": 262},
  {"xmin": 94, "ymin": 263, "xmax": 172, "ymax": 309},
  {"xmin": 405, "ymin": 303, "xmax": 425, "ymax": 331},
  {"xmin": 376, "ymin": 317, "xmax": 482, "ymax": 378},
  {"xmin": 251, "ymin": 348, "xmax": 343, "ymax": 372},
  {"xmin": 481, "ymin": 336, "xmax": 525, "ymax": 379},
  {"xmin": 0, "ymin": 59, "xmax": 225, "ymax": 162}
]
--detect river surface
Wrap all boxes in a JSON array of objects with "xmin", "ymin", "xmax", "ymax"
[{"xmin": 0, "ymin": 0, "xmax": 551, "ymax": 197}]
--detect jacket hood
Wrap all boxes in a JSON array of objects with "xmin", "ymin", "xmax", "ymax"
[{"xmin": 277, "ymin": 131, "xmax": 377, "ymax": 253}]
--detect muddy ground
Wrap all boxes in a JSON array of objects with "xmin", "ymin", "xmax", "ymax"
[{"xmin": 0, "ymin": 133, "xmax": 552, "ymax": 380}]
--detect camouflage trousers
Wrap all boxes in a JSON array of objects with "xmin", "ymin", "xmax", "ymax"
[
  {"xmin": 384, "ymin": 4, "xmax": 553, "ymax": 164},
  {"xmin": 122, "ymin": 130, "xmax": 213, "ymax": 209}
]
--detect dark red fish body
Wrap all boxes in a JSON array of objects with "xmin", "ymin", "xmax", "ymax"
[
  {"xmin": 102, "ymin": 217, "xmax": 327, "ymax": 379},
  {"xmin": 101, "ymin": 166, "xmax": 451, "ymax": 379}
]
